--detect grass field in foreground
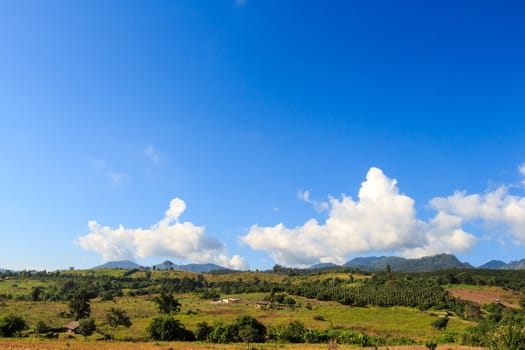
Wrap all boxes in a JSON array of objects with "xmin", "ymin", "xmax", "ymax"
[
  {"xmin": 0, "ymin": 292, "xmax": 475, "ymax": 342},
  {"xmin": 0, "ymin": 339, "xmax": 489, "ymax": 350}
]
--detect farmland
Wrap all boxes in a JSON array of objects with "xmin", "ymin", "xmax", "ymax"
[{"xmin": 1, "ymin": 267, "xmax": 524, "ymax": 349}]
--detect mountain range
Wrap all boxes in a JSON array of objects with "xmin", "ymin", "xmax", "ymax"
[
  {"xmin": 152, "ymin": 260, "xmax": 229, "ymax": 273},
  {"xmin": 93, "ymin": 260, "xmax": 229, "ymax": 273},
  {"xmin": 5, "ymin": 254, "xmax": 524, "ymax": 274},
  {"xmin": 308, "ymin": 254, "xmax": 525, "ymax": 273}
]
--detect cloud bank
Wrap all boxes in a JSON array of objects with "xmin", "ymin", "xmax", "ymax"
[
  {"xmin": 77, "ymin": 198, "xmax": 247, "ymax": 270},
  {"xmin": 241, "ymin": 167, "xmax": 479, "ymax": 266}
]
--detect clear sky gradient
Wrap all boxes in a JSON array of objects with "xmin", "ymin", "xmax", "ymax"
[{"xmin": 1, "ymin": 1, "xmax": 525, "ymax": 270}]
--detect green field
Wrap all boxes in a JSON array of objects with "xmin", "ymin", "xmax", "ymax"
[
  {"xmin": 0, "ymin": 290, "xmax": 473, "ymax": 342},
  {"xmin": 2, "ymin": 267, "xmax": 524, "ymax": 348}
]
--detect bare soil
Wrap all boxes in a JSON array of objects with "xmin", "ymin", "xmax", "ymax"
[{"xmin": 449, "ymin": 286, "xmax": 520, "ymax": 308}]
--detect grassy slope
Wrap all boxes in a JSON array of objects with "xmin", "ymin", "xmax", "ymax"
[
  {"xmin": 0, "ymin": 291, "xmax": 474, "ymax": 342},
  {"xmin": 0, "ymin": 270, "xmax": 477, "ymax": 343}
]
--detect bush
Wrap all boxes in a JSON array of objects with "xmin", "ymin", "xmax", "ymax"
[
  {"xmin": 234, "ymin": 315, "xmax": 267, "ymax": 343},
  {"xmin": 200, "ymin": 291, "xmax": 220, "ymax": 300},
  {"xmin": 194, "ymin": 321, "xmax": 213, "ymax": 341},
  {"xmin": 34, "ymin": 320, "xmax": 50, "ymax": 334},
  {"xmin": 148, "ymin": 316, "xmax": 194, "ymax": 341},
  {"xmin": 78, "ymin": 318, "xmax": 96, "ymax": 339},
  {"xmin": 425, "ymin": 339, "xmax": 438, "ymax": 350},
  {"xmin": 0, "ymin": 314, "xmax": 26, "ymax": 337},
  {"xmin": 431, "ymin": 317, "xmax": 449, "ymax": 331},
  {"xmin": 282, "ymin": 321, "xmax": 304, "ymax": 343}
]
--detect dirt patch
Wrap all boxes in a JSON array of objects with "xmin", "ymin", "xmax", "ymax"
[{"xmin": 449, "ymin": 287, "xmax": 520, "ymax": 308}]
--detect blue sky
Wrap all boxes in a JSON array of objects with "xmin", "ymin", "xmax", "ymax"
[{"xmin": 1, "ymin": 1, "xmax": 525, "ymax": 270}]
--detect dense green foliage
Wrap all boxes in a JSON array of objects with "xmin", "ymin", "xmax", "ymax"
[
  {"xmin": 68, "ymin": 288, "xmax": 91, "ymax": 320},
  {"xmin": 0, "ymin": 314, "xmax": 26, "ymax": 337},
  {"xmin": 147, "ymin": 315, "xmax": 194, "ymax": 341},
  {"xmin": 78, "ymin": 318, "xmax": 96, "ymax": 339},
  {"xmin": 105, "ymin": 308, "xmax": 132, "ymax": 330},
  {"xmin": 152, "ymin": 292, "xmax": 181, "ymax": 314}
]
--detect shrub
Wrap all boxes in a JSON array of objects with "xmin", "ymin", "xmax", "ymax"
[
  {"xmin": 425, "ymin": 339, "xmax": 438, "ymax": 350},
  {"xmin": 282, "ymin": 321, "xmax": 304, "ymax": 343},
  {"xmin": 194, "ymin": 321, "xmax": 213, "ymax": 341},
  {"xmin": 148, "ymin": 316, "xmax": 194, "ymax": 341},
  {"xmin": 0, "ymin": 314, "xmax": 26, "ymax": 337},
  {"xmin": 78, "ymin": 318, "xmax": 96, "ymax": 340},
  {"xmin": 34, "ymin": 320, "xmax": 50, "ymax": 334},
  {"xmin": 431, "ymin": 317, "xmax": 449, "ymax": 331}
]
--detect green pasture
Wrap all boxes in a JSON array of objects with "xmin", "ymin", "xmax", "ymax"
[{"xmin": 0, "ymin": 289, "xmax": 475, "ymax": 342}]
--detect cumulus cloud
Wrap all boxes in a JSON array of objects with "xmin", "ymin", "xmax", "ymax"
[
  {"xmin": 429, "ymin": 185, "xmax": 525, "ymax": 243},
  {"xmin": 77, "ymin": 198, "xmax": 247, "ymax": 270},
  {"xmin": 241, "ymin": 167, "xmax": 477, "ymax": 267}
]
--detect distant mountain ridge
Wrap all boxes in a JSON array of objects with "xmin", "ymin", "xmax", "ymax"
[
  {"xmin": 342, "ymin": 254, "xmax": 473, "ymax": 272},
  {"xmin": 92, "ymin": 260, "xmax": 230, "ymax": 273},
  {"xmin": 310, "ymin": 262, "xmax": 340, "ymax": 269},
  {"xmin": 502, "ymin": 259, "xmax": 525, "ymax": 270},
  {"xmin": 153, "ymin": 260, "xmax": 229, "ymax": 273},
  {"xmin": 477, "ymin": 259, "xmax": 525, "ymax": 270},
  {"xmin": 309, "ymin": 254, "xmax": 473, "ymax": 272},
  {"xmin": 90, "ymin": 255, "xmax": 525, "ymax": 273},
  {"xmin": 309, "ymin": 254, "xmax": 525, "ymax": 272},
  {"xmin": 478, "ymin": 260, "xmax": 507, "ymax": 269},
  {"xmin": 93, "ymin": 260, "xmax": 143, "ymax": 270}
]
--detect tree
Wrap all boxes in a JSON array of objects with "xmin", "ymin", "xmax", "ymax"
[
  {"xmin": 78, "ymin": 318, "xmax": 96, "ymax": 340},
  {"xmin": 152, "ymin": 292, "xmax": 181, "ymax": 314},
  {"xmin": 195, "ymin": 321, "xmax": 213, "ymax": 341},
  {"xmin": 488, "ymin": 320, "xmax": 525, "ymax": 350},
  {"xmin": 0, "ymin": 314, "xmax": 26, "ymax": 337},
  {"xmin": 282, "ymin": 320, "xmax": 305, "ymax": 343},
  {"xmin": 31, "ymin": 286, "xmax": 44, "ymax": 301},
  {"xmin": 239, "ymin": 326, "xmax": 260, "ymax": 348},
  {"xmin": 69, "ymin": 288, "xmax": 91, "ymax": 320},
  {"xmin": 147, "ymin": 316, "xmax": 194, "ymax": 341},
  {"xmin": 34, "ymin": 320, "xmax": 51, "ymax": 334},
  {"xmin": 431, "ymin": 317, "xmax": 449, "ymax": 331},
  {"xmin": 105, "ymin": 308, "xmax": 132, "ymax": 338},
  {"xmin": 233, "ymin": 315, "xmax": 266, "ymax": 344}
]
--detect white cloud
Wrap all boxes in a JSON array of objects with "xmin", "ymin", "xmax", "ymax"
[
  {"xmin": 241, "ymin": 167, "xmax": 477, "ymax": 267},
  {"xmin": 77, "ymin": 198, "xmax": 247, "ymax": 270},
  {"xmin": 429, "ymin": 185, "xmax": 525, "ymax": 243},
  {"xmin": 518, "ymin": 163, "xmax": 525, "ymax": 186},
  {"xmin": 89, "ymin": 159, "xmax": 107, "ymax": 169},
  {"xmin": 298, "ymin": 190, "xmax": 329, "ymax": 212},
  {"xmin": 144, "ymin": 144, "xmax": 161, "ymax": 164},
  {"xmin": 109, "ymin": 172, "xmax": 130, "ymax": 187}
]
